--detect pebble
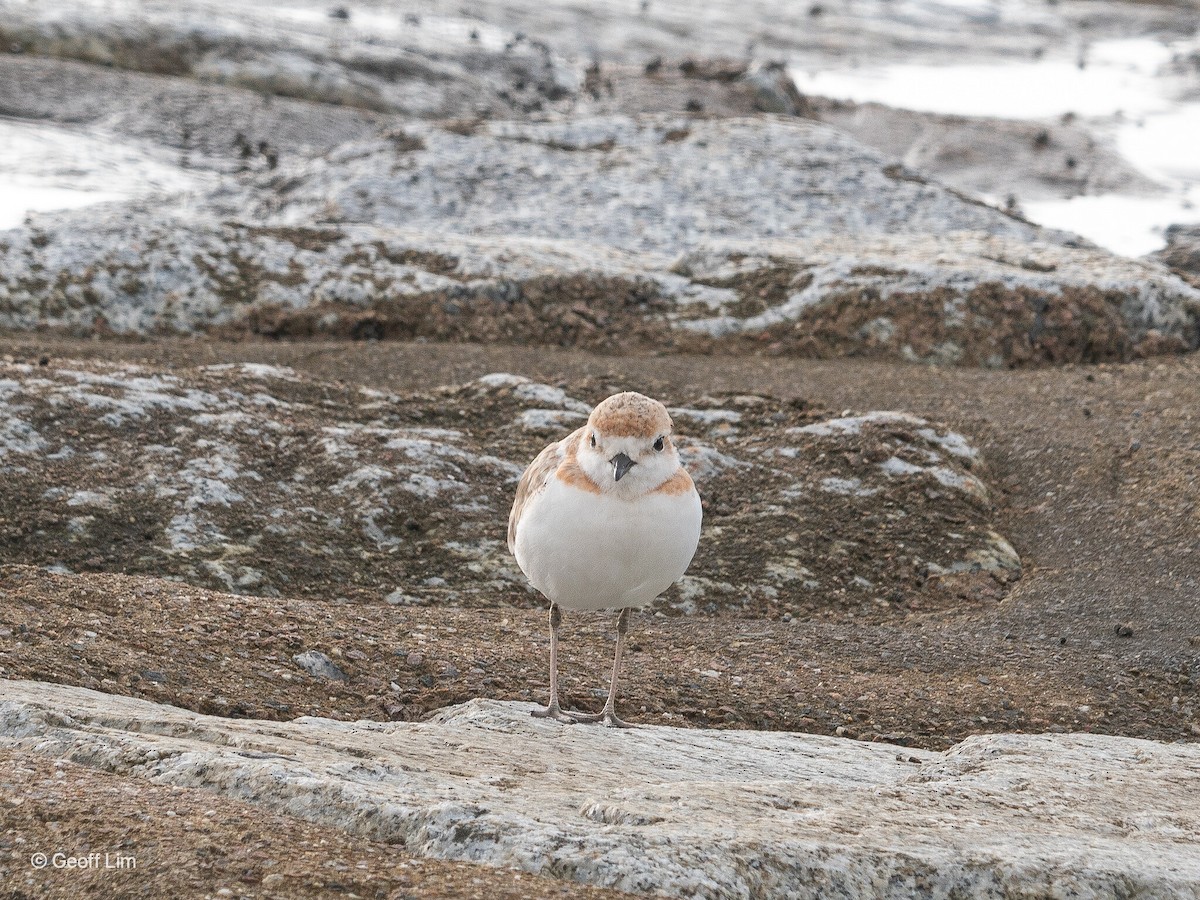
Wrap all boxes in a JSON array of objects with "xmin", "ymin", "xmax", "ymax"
[
  {"xmin": 261, "ymin": 874, "xmax": 285, "ymax": 888},
  {"xmin": 292, "ymin": 650, "xmax": 348, "ymax": 682},
  {"xmin": 406, "ymin": 652, "xmax": 424, "ymax": 668},
  {"xmin": 1114, "ymin": 623, "xmax": 1134, "ymax": 638}
]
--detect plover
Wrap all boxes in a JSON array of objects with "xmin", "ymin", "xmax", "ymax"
[{"xmin": 509, "ymin": 391, "xmax": 702, "ymax": 727}]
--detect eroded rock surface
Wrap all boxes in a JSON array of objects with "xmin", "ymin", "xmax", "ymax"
[
  {"xmin": 1159, "ymin": 224, "xmax": 1200, "ymax": 280},
  {"xmin": 0, "ymin": 0, "xmax": 1162, "ymax": 91},
  {"xmin": 4, "ymin": 1, "xmax": 1199, "ymax": 364},
  {"xmin": 1, "ymin": 682, "xmax": 1197, "ymax": 899},
  {"xmin": 3, "ymin": 116, "xmax": 1197, "ymax": 363},
  {"xmin": 811, "ymin": 97, "xmax": 1164, "ymax": 204},
  {"xmin": 0, "ymin": 53, "xmax": 383, "ymax": 167},
  {"xmin": 0, "ymin": 359, "xmax": 1015, "ymax": 614},
  {"xmin": 0, "ymin": 0, "xmax": 578, "ymax": 118}
]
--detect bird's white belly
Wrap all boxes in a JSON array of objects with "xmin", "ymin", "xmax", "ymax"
[{"xmin": 514, "ymin": 480, "xmax": 702, "ymax": 611}]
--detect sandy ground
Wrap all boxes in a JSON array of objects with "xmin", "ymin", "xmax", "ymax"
[
  {"xmin": 2, "ymin": 1, "xmax": 1198, "ymax": 894},
  {"xmin": 1, "ymin": 335, "xmax": 1198, "ymax": 899},
  {"xmin": 1, "ymin": 334, "xmax": 1196, "ymax": 742},
  {"xmin": 0, "ymin": 748, "xmax": 634, "ymax": 899}
]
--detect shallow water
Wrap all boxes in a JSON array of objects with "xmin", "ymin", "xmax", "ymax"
[
  {"xmin": 791, "ymin": 35, "xmax": 1200, "ymax": 255},
  {"xmin": 2, "ymin": 7, "xmax": 1197, "ymax": 257},
  {"xmin": 0, "ymin": 118, "xmax": 207, "ymax": 230},
  {"xmin": 1020, "ymin": 190, "xmax": 1200, "ymax": 257},
  {"xmin": 790, "ymin": 37, "xmax": 1187, "ymax": 120}
]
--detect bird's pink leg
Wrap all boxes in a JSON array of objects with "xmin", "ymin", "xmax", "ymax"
[{"xmin": 531, "ymin": 603, "xmax": 576, "ymax": 723}]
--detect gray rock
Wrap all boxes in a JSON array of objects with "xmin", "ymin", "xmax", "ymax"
[
  {"xmin": 812, "ymin": 98, "xmax": 1164, "ymax": 204},
  {"xmin": 4, "ymin": 4, "xmax": 1196, "ymax": 369},
  {"xmin": 3, "ymin": 116, "xmax": 1196, "ymax": 362},
  {"xmin": 0, "ymin": 360, "xmax": 1017, "ymax": 613},
  {"xmin": 292, "ymin": 650, "xmax": 348, "ymax": 682},
  {"xmin": 260, "ymin": 116, "xmax": 1050, "ymax": 250},
  {"xmin": 2, "ymin": 681, "xmax": 1198, "ymax": 898},
  {"xmin": 0, "ymin": 0, "xmax": 577, "ymax": 118},
  {"xmin": 0, "ymin": 54, "xmax": 381, "ymax": 164},
  {"xmin": 1158, "ymin": 224, "xmax": 1200, "ymax": 276},
  {"xmin": 0, "ymin": 0, "xmax": 1143, "ymax": 88},
  {"xmin": 3, "ymin": 29, "xmax": 1162, "ymax": 223},
  {"xmin": 741, "ymin": 62, "xmax": 815, "ymax": 117}
]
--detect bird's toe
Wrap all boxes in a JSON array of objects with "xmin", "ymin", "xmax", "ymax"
[{"xmin": 531, "ymin": 704, "xmax": 578, "ymax": 724}]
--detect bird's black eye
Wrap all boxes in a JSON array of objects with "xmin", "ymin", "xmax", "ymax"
[
  {"xmin": 653, "ymin": 436, "xmax": 664, "ymax": 452},
  {"xmin": 590, "ymin": 433, "xmax": 597, "ymax": 448}
]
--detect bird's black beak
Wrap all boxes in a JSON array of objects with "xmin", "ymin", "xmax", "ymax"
[{"xmin": 611, "ymin": 452, "xmax": 635, "ymax": 482}]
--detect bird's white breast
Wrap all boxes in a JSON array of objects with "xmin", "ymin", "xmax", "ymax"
[{"xmin": 513, "ymin": 478, "xmax": 702, "ymax": 611}]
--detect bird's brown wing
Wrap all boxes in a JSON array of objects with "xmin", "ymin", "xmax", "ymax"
[{"xmin": 508, "ymin": 427, "xmax": 584, "ymax": 553}]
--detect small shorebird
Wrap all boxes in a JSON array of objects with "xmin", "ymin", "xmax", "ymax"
[{"xmin": 509, "ymin": 391, "xmax": 702, "ymax": 727}]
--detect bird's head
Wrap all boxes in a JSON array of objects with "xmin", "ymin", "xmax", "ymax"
[{"xmin": 578, "ymin": 391, "xmax": 680, "ymax": 494}]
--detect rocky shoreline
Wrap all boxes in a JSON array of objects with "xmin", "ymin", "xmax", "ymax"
[
  {"xmin": 0, "ymin": 360, "xmax": 1016, "ymax": 614},
  {"xmin": 2, "ymin": 0, "xmax": 1199, "ymax": 897},
  {"xmin": 4, "ymin": 683, "xmax": 1198, "ymax": 898},
  {"xmin": 4, "ymin": 2, "xmax": 1200, "ymax": 365}
]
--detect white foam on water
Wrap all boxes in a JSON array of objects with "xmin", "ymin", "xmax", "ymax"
[
  {"xmin": 1119, "ymin": 104, "xmax": 1200, "ymax": 184},
  {"xmin": 0, "ymin": 118, "xmax": 206, "ymax": 229},
  {"xmin": 1021, "ymin": 190, "xmax": 1200, "ymax": 257},
  {"xmin": 789, "ymin": 37, "xmax": 1186, "ymax": 120},
  {"xmin": 790, "ymin": 35, "xmax": 1200, "ymax": 256}
]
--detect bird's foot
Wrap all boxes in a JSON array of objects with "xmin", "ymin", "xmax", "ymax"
[
  {"xmin": 531, "ymin": 702, "xmax": 578, "ymax": 724},
  {"xmin": 567, "ymin": 709, "xmax": 634, "ymax": 728}
]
